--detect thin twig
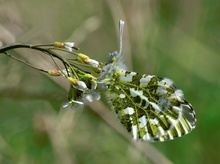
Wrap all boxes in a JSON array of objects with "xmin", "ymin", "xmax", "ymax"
[{"xmin": 4, "ymin": 51, "xmax": 48, "ymax": 73}]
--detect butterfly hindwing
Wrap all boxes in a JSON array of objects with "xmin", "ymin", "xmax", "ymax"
[{"xmin": 105, "ymin": 69, "xmax": 196, "ymax": 142}]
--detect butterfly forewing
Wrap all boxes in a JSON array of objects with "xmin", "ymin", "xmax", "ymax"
[{"xmin": 105, "ymin": 69, "xmax": 196, "ymax": 142}]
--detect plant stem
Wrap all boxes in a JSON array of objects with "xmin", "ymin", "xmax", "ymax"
[
  {"xmin": 4, "ymin": 51, "xmax": 48, "ymax": 73},
  {"xmin": 0, "ymin": 43, "xmax": 69, "ymax": 74}
]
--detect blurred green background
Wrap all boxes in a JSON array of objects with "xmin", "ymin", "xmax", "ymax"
[{"xmin": 0, "ymin": 0, "xmax": 220, "ymax": 164}]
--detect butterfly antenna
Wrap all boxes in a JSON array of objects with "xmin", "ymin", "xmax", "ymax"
[{"xmin": 119, "ymin": 20, "xmax": 125, "ymax": 55}]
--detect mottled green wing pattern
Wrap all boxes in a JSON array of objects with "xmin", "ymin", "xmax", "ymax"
[{"xmin": 105, "ymin": 69, "xmax": 196, "ymax": 142}]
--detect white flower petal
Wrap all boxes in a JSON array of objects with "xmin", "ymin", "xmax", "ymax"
[
  {"xmin": 64, "ymin": 42, "xmax": 74, "ymax": 47},
  {"xmin": 62, "ymin": 101, "xmax": 72, "ymax": 109},
  {"xmin": 62, "ymin": 100, "xmax": 84, "ymax": 110},
  {"xmin": 93, "ymin": 92, "xmax": 101, "ymax": 100},
  {"xmin": 64, "ymin": 46, "xmax": 72, "ymax": 51},
  {"xmin": 76, "ymin": 81, "xmax": 87, "ymax": 91},
  {"xmin": 71, "ymin": 100, "xmax": 84, "ymax": 110},
  {"xmin": 84, "ymin": 94, "xmax": 93, "ymax": 102},
  {"xmin": 83, "ymin": 91, "xmax": 100, "ymax": 102},
  {"xmin": 61, "ymin": 69, "xmax": 70, "ymax": 76},
  {"xmin": 88, "ymin": 59, "xmax": 99, "ymax": 68},
  {"xmin": 64, "ymin": 42, "xmax": 75, "ymax": 51}
]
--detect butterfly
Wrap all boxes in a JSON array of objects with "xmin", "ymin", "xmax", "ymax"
[{"xmin": 98, "ymin": 20, "xmax": 196, "ymax": 142}]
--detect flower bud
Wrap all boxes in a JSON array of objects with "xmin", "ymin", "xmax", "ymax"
[
  {"xmin": 54, "ymin": 42, "xmax": 79, "ymax": 51},
  {"xmin": 48, "ymin": 69, "xmax": 62, "ymax": 76},
  {"xmin": 54, "ymin": 42, "xmax": 64, "ymax": 48},
  {"xmin": 67, "ymin": 77, "xmax": 88, "ymax": 92},
  {"xmin": 77, "ymin": 53, "xmax": 101, "ymax": 72},
  {"xmin": 77, "ymin": 53, "xmax": 90, "ymax": 64}
]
